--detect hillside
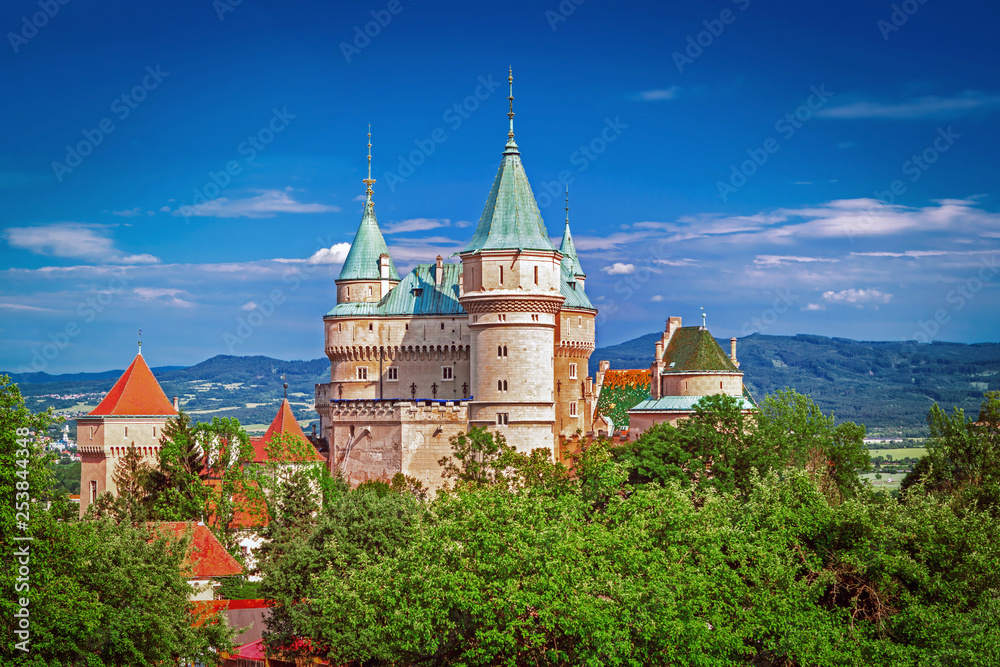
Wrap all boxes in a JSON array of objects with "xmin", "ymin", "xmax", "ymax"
[
  {"xmin": 592, "ymin": 333, "xmax": 1000, "ymax": 434},
  {"xmin": 8, "ymin": 334, "xmax": 999, "ymax": 436}
]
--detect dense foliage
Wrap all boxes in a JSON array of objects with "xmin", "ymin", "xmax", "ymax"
[
  {"xmin": 259, "ymin": 392, "xmax": 1000, "ymax": 666},
  {"xmin": 1, "ymin": 376, "xmax": 234, "ymax": 665}
]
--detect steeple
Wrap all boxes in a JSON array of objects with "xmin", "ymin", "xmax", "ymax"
[
  {"xmin": 337, "ymin": 128, "xmax": 400, "ymax": 282},
  {"xmin": 463, "ymin": 69, "xmax": 555, "ymax": 254},
  {"xmin": 559, "ymin": 185, "xmax": 585, "ymax": 278}
]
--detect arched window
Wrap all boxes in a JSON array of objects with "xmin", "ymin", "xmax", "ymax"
[
  {"xmin": 503, "ymin": 345, "xmax": 508, "ymax": 357},
  {"xmin": 503, "ymin": 380, "xmax": 508, "ymax": 391}
]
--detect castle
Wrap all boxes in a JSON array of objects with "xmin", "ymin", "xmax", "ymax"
[{"xmin": 79, "ymin": 71, "xmax": 754, "ymax": 501}]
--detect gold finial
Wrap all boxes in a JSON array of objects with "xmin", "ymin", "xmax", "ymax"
[
  {"xmin": 507, "ymin": 66, "xmax": 514, "ymax": 140},
  {"xmin": 363, "ymin": 124, "xmax": 376, "ymax": 201}
]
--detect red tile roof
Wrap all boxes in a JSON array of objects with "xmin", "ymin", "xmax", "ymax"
[
  {"xmin": 204, "ymin": 479, "xmax": 270, "ymax": 529},
  {"xmin": 251, "ymin": 399, "xmax": 324, "ymax": 463},
  {"xmin": 88, "ymin": 353, "xmax": 178, "ymax": 416},
  {"xmin": 150, "ymin": 522, "xmax": 243, "ymax": 578}
]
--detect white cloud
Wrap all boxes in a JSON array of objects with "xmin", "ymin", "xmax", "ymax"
[
  {"xmin": 651, "ymin": 295, "xmax": 664, "ymax": 302},
  {"xmin": 241, "ymin": 301, "xmax": 258, "ymax": 311},
  {"xmin": 802, "ymin": 303, "xmax": 825, "ymax": 311},
  {"xmin": 307, "ymin": 242, "xmax": 351, "ymax": 265},
  {"xmin": 175, "ymin": 190, "xmax": 340, "ymax": 218},
  {"xmin": 636, "ymin": 86, "xmax": 680, "ymax": 102},
  {"xmin": 132, "ymin": 287, "xmax": 195, "ymax": 308},
  {"xmin": 822, "ymin": 288, "xmax": 893, "ymax": 306},
  {"xmin": 112, "ymin": 207, "xmax": 154, "ymax": 217},
  {"xmin": 383, "ymin": 218, "xmax": 449, "ymax": 234},
  {"xmin": 353, "ymin": 194, "xmax": 366, "ymax": 202},
  {"xmin": 754, "ymin": 255, "xmax": 838, "ymax": 266},
  {"xmin": 817, "ymin": 92, "xmax": 1000, "ymax": 119},
  {"xmin": 3, "ymin": 222, "xmax": 160, "ymax": 265},
  {"xmin": 603, "ymin": 263, "xmax": 635, "ymax": 275}
]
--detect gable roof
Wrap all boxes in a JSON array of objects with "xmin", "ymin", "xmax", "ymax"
[
  {"xmin": 337, "ymin": 201, "xmax": 401, "ymax": 282},
  {"xmin": 88, "ymin": 353, "xmax": 178, "ymax": 417},
  {"xmin": 150, "ymin": 522, "xmax": 243, "ymax": 578},
  {"xmin": 251, "ymin": 399, "xmax": 324, "ymax": 463},
  {"xmin": 662, "ymin": 327, "xmax": 740, "ymax": 373},
  {"xmin": 462, "ymin": 140, "xmax": 556, "ymax": 254},
  {"xmin": 327, "ymin": 263, "xmax": 466, "ymax": 318}
]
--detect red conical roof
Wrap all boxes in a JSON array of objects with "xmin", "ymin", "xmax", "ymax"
[
  {"xmin": 88, "ymin": 353, "xmax": 178, "ymax": 416},
  {"xmin": 251, "ymin": 399, "xmax": 324, "ymax": 463}
]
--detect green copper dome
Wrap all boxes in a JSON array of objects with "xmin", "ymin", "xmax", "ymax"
[
  {"xmin": 462, "ymin": 140, "xmax": 557, "ymax": 254},
  {"xmin": 559, "ymin": 221, "xmax": 586, "ymax": 277},
  {"xmin": 337, "ymin": 201, "xmax": 400, "ymax": 282}
]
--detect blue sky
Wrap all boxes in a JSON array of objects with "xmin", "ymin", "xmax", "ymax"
[{"xmin": 2, "ymin": 0, "xmax": 999, "ymax": 373}]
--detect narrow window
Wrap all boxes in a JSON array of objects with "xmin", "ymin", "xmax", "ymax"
[
  {"xmin": 503, "ymin": 380, "xmax": 508, "ymax": 391},
  {"xmin": 369, "ymin": 323, "xmax": 373, "ymax": 331},
  {"xmin": 357, "ymin": 367, "xmax": 368, "ymax": 380},
  {"xmin": 387, "ymin": 367, "xmax": 399, "ymax": 381},
  {"xmin": 90, "ymin": 480, "xmax": 98, "ymax": 503},
  {"xmin": 405, "ymin": 323, "xmax": 409, "ymax": 330},
  {"xmin": 578, "ymin": 317, "xmax": 582, "ymax": 326},
  {"xmin": 499, "ymin": 266, "xmax": 504, "ymax": 284},
  {"xmin": 569, "ymin": 402, "xmax": 578, "ymax": 417},
  {"xmin": 569, "ymin": 363, "xmax": 578, "ymax": 379},
  {"xmin": 153, "ymin": 426, "xmax": 156, "ymax": 437},
  {"xmin": 534, "ymin": 266, "xmax": 538, "ymax": 285},
  {"xmin": 441, "ymin": 322, "xmax": 445, "ymax": 330},
  {"xmin": 124, "ymin": 427, "xmax": 128, "ymax": 437},
  {"xmin": 498, "ymin": 345, "xmax": 503, "ymax": 358},
  {"xmin": 503, "ymin": 345, "xmax": 508, "ymax": 357},
  {"xmin": 496, "ymin": 413, "xmax": 509, "ymax": 426},
  {"xmin": 90, "ymin": 426, "xmax": 94, "ymax": 440},
  {"xmin": 498, "ymin": 380, "xmax": 503, "ymax": 391},
  {"xmin": 720, "ymin": 381, "xmax": 724, "ymax": 389},
  {"xmin": 367, "ymin": 285, "xmax": 373, "ymax": 297},
  {"xmin": 442, "ymin": 366, "xmax": 454, "ymax": 380},
  {"xmin": 338, "ymin": 322, "xmax": 343, "ymax": 332}
]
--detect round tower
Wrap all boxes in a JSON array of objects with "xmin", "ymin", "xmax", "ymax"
[{"xmin": 459, "ymin": 69, "xmax": 565, "ymax": 455}]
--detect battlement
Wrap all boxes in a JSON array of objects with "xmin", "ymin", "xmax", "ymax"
[{"xmin": 329, "ymin": 399, "xmax": 470, "ymax": 421}]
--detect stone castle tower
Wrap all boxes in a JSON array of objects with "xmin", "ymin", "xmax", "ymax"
[
  {"xmin": 315, "ymin": 71, "xmax": 598, "ymax": 486},
  {"xmin": 77, "ymin": 349, "xmax": 178, "ymax": 516}
]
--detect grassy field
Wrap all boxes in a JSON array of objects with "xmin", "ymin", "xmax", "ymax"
[
  {"xmin": 861, "ymin": 471, "xmax": 904, "ymax": 491},
  {"xmin": 869, "ymin": 447, "xmax": 927, "ymax": 460}
]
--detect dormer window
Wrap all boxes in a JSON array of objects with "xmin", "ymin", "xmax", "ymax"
[{"xmin": 412, "ymin": 288, "xmax": 423, "ymax": 297}]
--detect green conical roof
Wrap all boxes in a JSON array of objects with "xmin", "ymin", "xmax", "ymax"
[
  {"xmin": 337, "ymin": 201, "xmax": 400, "ymax": 282},
  {"xmin": 559, "ymin": 222, "xmax": 586, "ymax": 277},
  {"xmin": 462, "ymin": 140, "xmax": 556, "ymax": 254}
]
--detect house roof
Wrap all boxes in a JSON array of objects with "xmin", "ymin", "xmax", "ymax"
[
  {"xmin": 337, "ymin": 200, "xmax": 401, "ymax": 282},
  {"xmin": 204, "ymin": 479, "xmax": 269, "ymax": 529},
  {"xmin": 150, "ymin": 522, "xmax": 243, "ymax": 579},
  {"xmin": 662, "ymin": 327, "xmax": 740, "ymax": 373},
  {"xmin": 462, "ymin": 137, "xmax": 556, "ymax": 254},
  {"xmin": 326, "ymin": 263, "xmax": 466, "ymax": 318},
  {"xmin": 88, "ymin": 353, "xmax": 177, "ymax": 417},
  {"xmin": 251, "ymin": 399, "xmax": 324, "ymax": 463}
]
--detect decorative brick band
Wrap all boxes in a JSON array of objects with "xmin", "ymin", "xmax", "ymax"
[{"xmin": 460, "ymin": 292, "xmax": 565, "ymax": 315}]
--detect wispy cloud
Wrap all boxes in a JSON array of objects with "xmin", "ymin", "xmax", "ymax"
[
  {"xmin": 754, "ymin": 255, "xmax": 838, "ymax": 266},
  {"xmin": 383, "ymin": 218, "xmax": 450, "ymax": 234},
  {"xmin": 822, "ymin": 288, "xmax": 893, "ymax": 306},
  {"xmin": 175, "ymin": 189, "xmax": 339, "ymax": 218},
  {"xmin": 635, "ymin": 86, "xmax": 680, "ymax": 102},
  {"xmin": 817, "ymin": 91, "xmax": 1000, "ymax": 119},
  {"xmin": 112, "ymin": 207, "xmax": 155, "ymax": 218},
  {"xmin": 3, "ymin": 223, "xmax": 160, "ymax": 264},
  {"xmin": 132, "ymin": 287, "xmax": 195, "ymax": 308}
]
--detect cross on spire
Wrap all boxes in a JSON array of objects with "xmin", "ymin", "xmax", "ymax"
[{"xmin": 363, "ymin": 124, "xmax": 376, "ymax": 203}]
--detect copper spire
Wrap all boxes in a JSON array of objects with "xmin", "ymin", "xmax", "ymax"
[{"xmin": 507, "ymin": 67, "xmax": 515, "ymax": 141}]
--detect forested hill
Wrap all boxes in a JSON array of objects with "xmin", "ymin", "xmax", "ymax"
[
  {"xmin": 7, "ymin": 335, "xmax": 999, "ymax": 434},
  {"xmin": 591, "ymin": 333, "xmax": 1000, "ymax": 434}
]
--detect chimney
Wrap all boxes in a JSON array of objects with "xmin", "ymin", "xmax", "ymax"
[
  {"xmin": 379, "ymin": 253, "xmax": 390, "ymax": 280},
  {"xmin": 172, "ymin": 396, "xmax": 179, "ymax": 411},
  {"xmin": 730, "ymin": 337, "xmax": 739, "ymax": 368},
  {"xmin": 458, "ymin": 270, "xmax": 464, "ymax": 296},
  {"xmin": 435, "ymin": 255, "xmax": 443, "ymax": 286}
]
